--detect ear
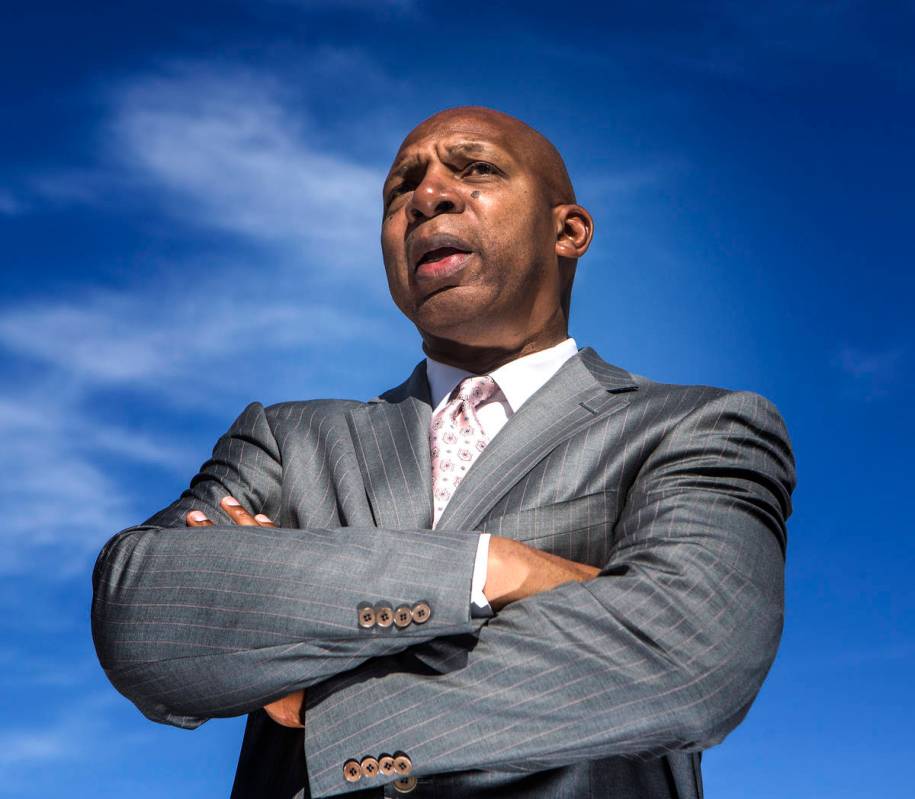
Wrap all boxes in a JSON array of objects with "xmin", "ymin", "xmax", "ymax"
[{"xmin": 553, "ymin": 204, "xmax": 594, "ymax": 259}]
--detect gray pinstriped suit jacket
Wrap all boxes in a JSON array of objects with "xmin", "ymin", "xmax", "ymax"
[{"xmin": 91, "ymin": 346, "xmax": 796, "ymax": 798}]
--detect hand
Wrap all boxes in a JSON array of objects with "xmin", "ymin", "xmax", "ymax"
[
  {"xmin": 186, "ymin": 497, "xmax": 305, "ymax": 728},
  {"xmin": 484, "ymin": 536, "xmax": 600, "ymax": 611},
  {"xmin": 185, "ymin": 495, "xmax": 277, "ymax": 528},
  {"xmin": 261, "ymin": 688, "xmax": 305, "ymax": 729}
]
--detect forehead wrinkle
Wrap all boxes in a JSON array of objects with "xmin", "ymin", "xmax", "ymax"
[
  {"xmin": 386, "ymin": 112, "xmax": 574, "ymax": 205},
  {"xmin": 397, "ymin": 107, "xmax": 575, "ymax": 202},
  {"xmin": 445, "ymin": 141, "xmax": 486, "ymax": 155},
  {"xmin": 441, "ymin": 139, "xmax": 518, "ymax": 167},
  {"xmin": 386, "ymin": 138, "xmax": 512, "ymax": 187}
]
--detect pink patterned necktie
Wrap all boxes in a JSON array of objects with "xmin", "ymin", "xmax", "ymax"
[{"xmin": 430, "ymin": 374, "xmax": 499, "ymax": 528}]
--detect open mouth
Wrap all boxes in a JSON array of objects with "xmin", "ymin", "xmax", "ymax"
[
  {"xmin": 413, "ymin": 247, "xmax": 473, "ymax": 282},
  {"xmin": 408, "ymin": 232, "xmax": 475, "ymax": 274},
  {"xmin": 416, "ymin": 246, "xmax": 471, "ymax": 267}
]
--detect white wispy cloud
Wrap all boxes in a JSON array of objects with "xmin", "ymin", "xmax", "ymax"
[
  {"xmin": 0, "ymin": 274, "xmax": 393, "ymax": 574},
  {"xmin": 0, "ymin": 285, "xmax": 373, "ymax": 388},
  {"xmin": 28, "ymin": 168, "xmax": 110, "ymax": 206},
  {"xmin": 0, "ymin": 726, "xmax": 68, "ymax": 767},
  {"xmin": 0, "ymin": 58, "xmax": 413, "ymax": 577},
  {"xmin": 575, "ymin": 162, "xmax": 683, "ymax": 210},
  {"xmin": 836, "ymin": 345, "xmax": 903, "ymax": 379},
  {"xmin": 0, "ymin": 647, "xmax": 103, "ymax": 689},
  {"xmin": 834, "ymin": 344, "xmax": 905, "ymax": 400},
  {"xmin": 0, "ymin": 388, "xmax": 161, "ymax": 575},
  {"xmin": 110, "ymin": 64, "xmax": 385, "ymax": 268},
  {"xmin": 0, "ymin": 690, "xmax": 137, "ymax": 770},
  {"xmin": 0, "ymin": 188, "xmax": 26, "ymax": 215},
  {"xmin": 13, "ymin": 56, "xmax": 401, "ymax": 283}
]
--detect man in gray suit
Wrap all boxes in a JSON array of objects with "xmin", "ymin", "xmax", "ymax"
[{"xmin": 92, "ymin": 106, "xmax": 796, "ymax": 798}]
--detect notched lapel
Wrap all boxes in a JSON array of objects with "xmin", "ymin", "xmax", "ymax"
[
  {"xmin": 345, "ymin": 361, "xmax": 434, "ymax": 530},
  {"xmin": 436, "ymin": 347, "xmax": 638, "ymax": 532}
]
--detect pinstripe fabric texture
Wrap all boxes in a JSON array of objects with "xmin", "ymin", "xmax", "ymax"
[{"xmin": 91, "ymin": 347, "xmax": 796, "ymax": 799}]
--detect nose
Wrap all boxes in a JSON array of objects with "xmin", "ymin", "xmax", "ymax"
[{"xmin": 406, "ymin": 167, "xmax": 464, "ymax": 222}]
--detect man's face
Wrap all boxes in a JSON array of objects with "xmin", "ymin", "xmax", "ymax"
[{"xmin": 381, "ymin": 110, "xmax": 564, "ymax": 350}]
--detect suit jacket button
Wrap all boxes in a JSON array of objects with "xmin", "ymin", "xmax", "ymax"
[
  {"xmin": 411, "ymin": 601, "xmax": 431, "ymax": 624},
  {"xmin": 357, "ymin": 604, "xmax": 376, "ymax": 629},
  {"xmin": 378, "ymin": 754, "xmax": 396, "ymax": 776},
  {"xmin": 393, "ymin": 753, "xmax": 413, "ymax": 775},
  {"xmin": 360, "ymin": 756, "xmax": 379, "ymax": 778},
  {"xmin": 393, "ymin": 606, "xmax": 413, "ymax": 628},
  {"xmin": 393, "ymin": 775, "xmax": 418, "ymax": 793},
  {"xmin": 342, "ymin": 759, "xmax": 362, "ymax": 782},
  {"xmin": 375, "ymin": 605, "xmax": 394, "ymax": 628}
]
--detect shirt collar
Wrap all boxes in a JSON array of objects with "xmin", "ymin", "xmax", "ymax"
[{"xmin": 425, "ymin": 337, "xmax": 579, "ymax": 415}]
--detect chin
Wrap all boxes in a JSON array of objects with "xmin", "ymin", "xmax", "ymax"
[{"xmin": 410, "ymin": 283, "xmax": 477, "ymax": 320}]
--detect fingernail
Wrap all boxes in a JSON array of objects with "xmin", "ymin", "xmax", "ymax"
[
  {"xmin": 254, "ymin": 514, "xmax": 273, "ymax": 523},
  {"xmin": 222, "ymin": 496, "xmax": 240, "ymax": 507},
  {"xmin": 188, "ymin": 510, "xmax": 208, "ymax": 522}
]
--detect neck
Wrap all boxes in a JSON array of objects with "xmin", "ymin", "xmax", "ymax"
[{"xmin": 421, "ymin": 326, "xmax": 569, "ymax": 374}]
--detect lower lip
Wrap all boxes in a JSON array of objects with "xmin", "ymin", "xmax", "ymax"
[{"xmin": 415, "ymin": 251, "xmax": 473, "ymax": 282}]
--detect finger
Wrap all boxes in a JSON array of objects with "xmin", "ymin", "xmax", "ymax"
[
  {"xmin": 263, "ymin": 690, "xmax": 305, "ymax": 728},
  {"xmin": 264, "ymin": 698, "xmax": 299, "ymax": 728},
  {"xmin": 186, "ymin": 510, "xmax": 213, "ymax": 527},
  {"xmin": 264, "ymin": 705, "xmax": 303, "ymax": 728},
  {"xmin": 254, "ymin": 513, "xmax": 278, "ymax": 527},
  {"xmin": 220, "ymin": 495, "xmax": 260, "ymax": 526}
]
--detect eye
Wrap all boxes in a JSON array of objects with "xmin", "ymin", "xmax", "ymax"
[
  {"xmin": 385, "ymin": 182, "xmax": 413, "ymax": 209},
  {"xmin": 463, "ymin": 161, "xmax": 499, "ymax": 177}
]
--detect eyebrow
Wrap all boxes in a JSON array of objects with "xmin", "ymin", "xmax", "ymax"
[
  {"xmin": 388, "ymin": 155, "xmax": 422, "ymax": 180},
  {"xmin": 386, "ymin": 140, "xmax": 505, "ymax": 182}
]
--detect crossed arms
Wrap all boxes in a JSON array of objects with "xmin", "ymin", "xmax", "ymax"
[
  {"xmin": 91, "ymin": 390, "xmax": 795, "ymax": 796},
  {"xmin": 181, "ymin": 495, "xmax": 599, "ymax": 728}
]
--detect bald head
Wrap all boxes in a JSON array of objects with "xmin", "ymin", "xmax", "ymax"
[
  {"xmin": 397, "ymin": 106, "xmax": 576, "ymax": 207},
  {"xmin": 380, "ymin": 105, "xmax": 593, "ymax": 367}
]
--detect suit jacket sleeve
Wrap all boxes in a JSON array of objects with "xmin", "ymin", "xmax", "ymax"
[
  {"xmin": 90, "ymin": 401, "xmax": 484, "ymax": 730},
  {"xmin": 301, "ymin": 390, "xmax": 797, "ymax": 797}
]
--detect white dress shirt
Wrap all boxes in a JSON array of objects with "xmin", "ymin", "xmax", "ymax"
[{"xmin": 425, "ymin": 337, "xmax": 580, "ymax": 617}]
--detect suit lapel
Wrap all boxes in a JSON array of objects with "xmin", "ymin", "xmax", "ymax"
[
  {"xmin": 345, "ymin": 361, "xmax": 434, "ymax": 530},
  {"xmin": 436, "ymin": 347, "xmax": 638, "ymax": 531},
  {"xmin": 346, "ymin": 347, "xmax": 638, "ymax": 534}
]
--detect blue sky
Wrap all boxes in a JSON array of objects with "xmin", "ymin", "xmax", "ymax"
[{"xmin": 1, "ymin": 1, "xmax": 912, "ymax": 796}]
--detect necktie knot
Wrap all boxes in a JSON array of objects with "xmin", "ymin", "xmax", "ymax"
[{"xmin": 452, "ymin": 375, "xmax": 498, "ymax": 408}]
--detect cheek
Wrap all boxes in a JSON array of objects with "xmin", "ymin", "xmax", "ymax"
[
  {"xmin": 478, "ymin": 196, "xmax": 541, "ymax": 264},
  {"xmin": 381, "ymin": 219, "xmax": 407, "ymax": 270},
  {"xmin": 380, "ymin": 232, "xmax": 413, "ymax": 307}
]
